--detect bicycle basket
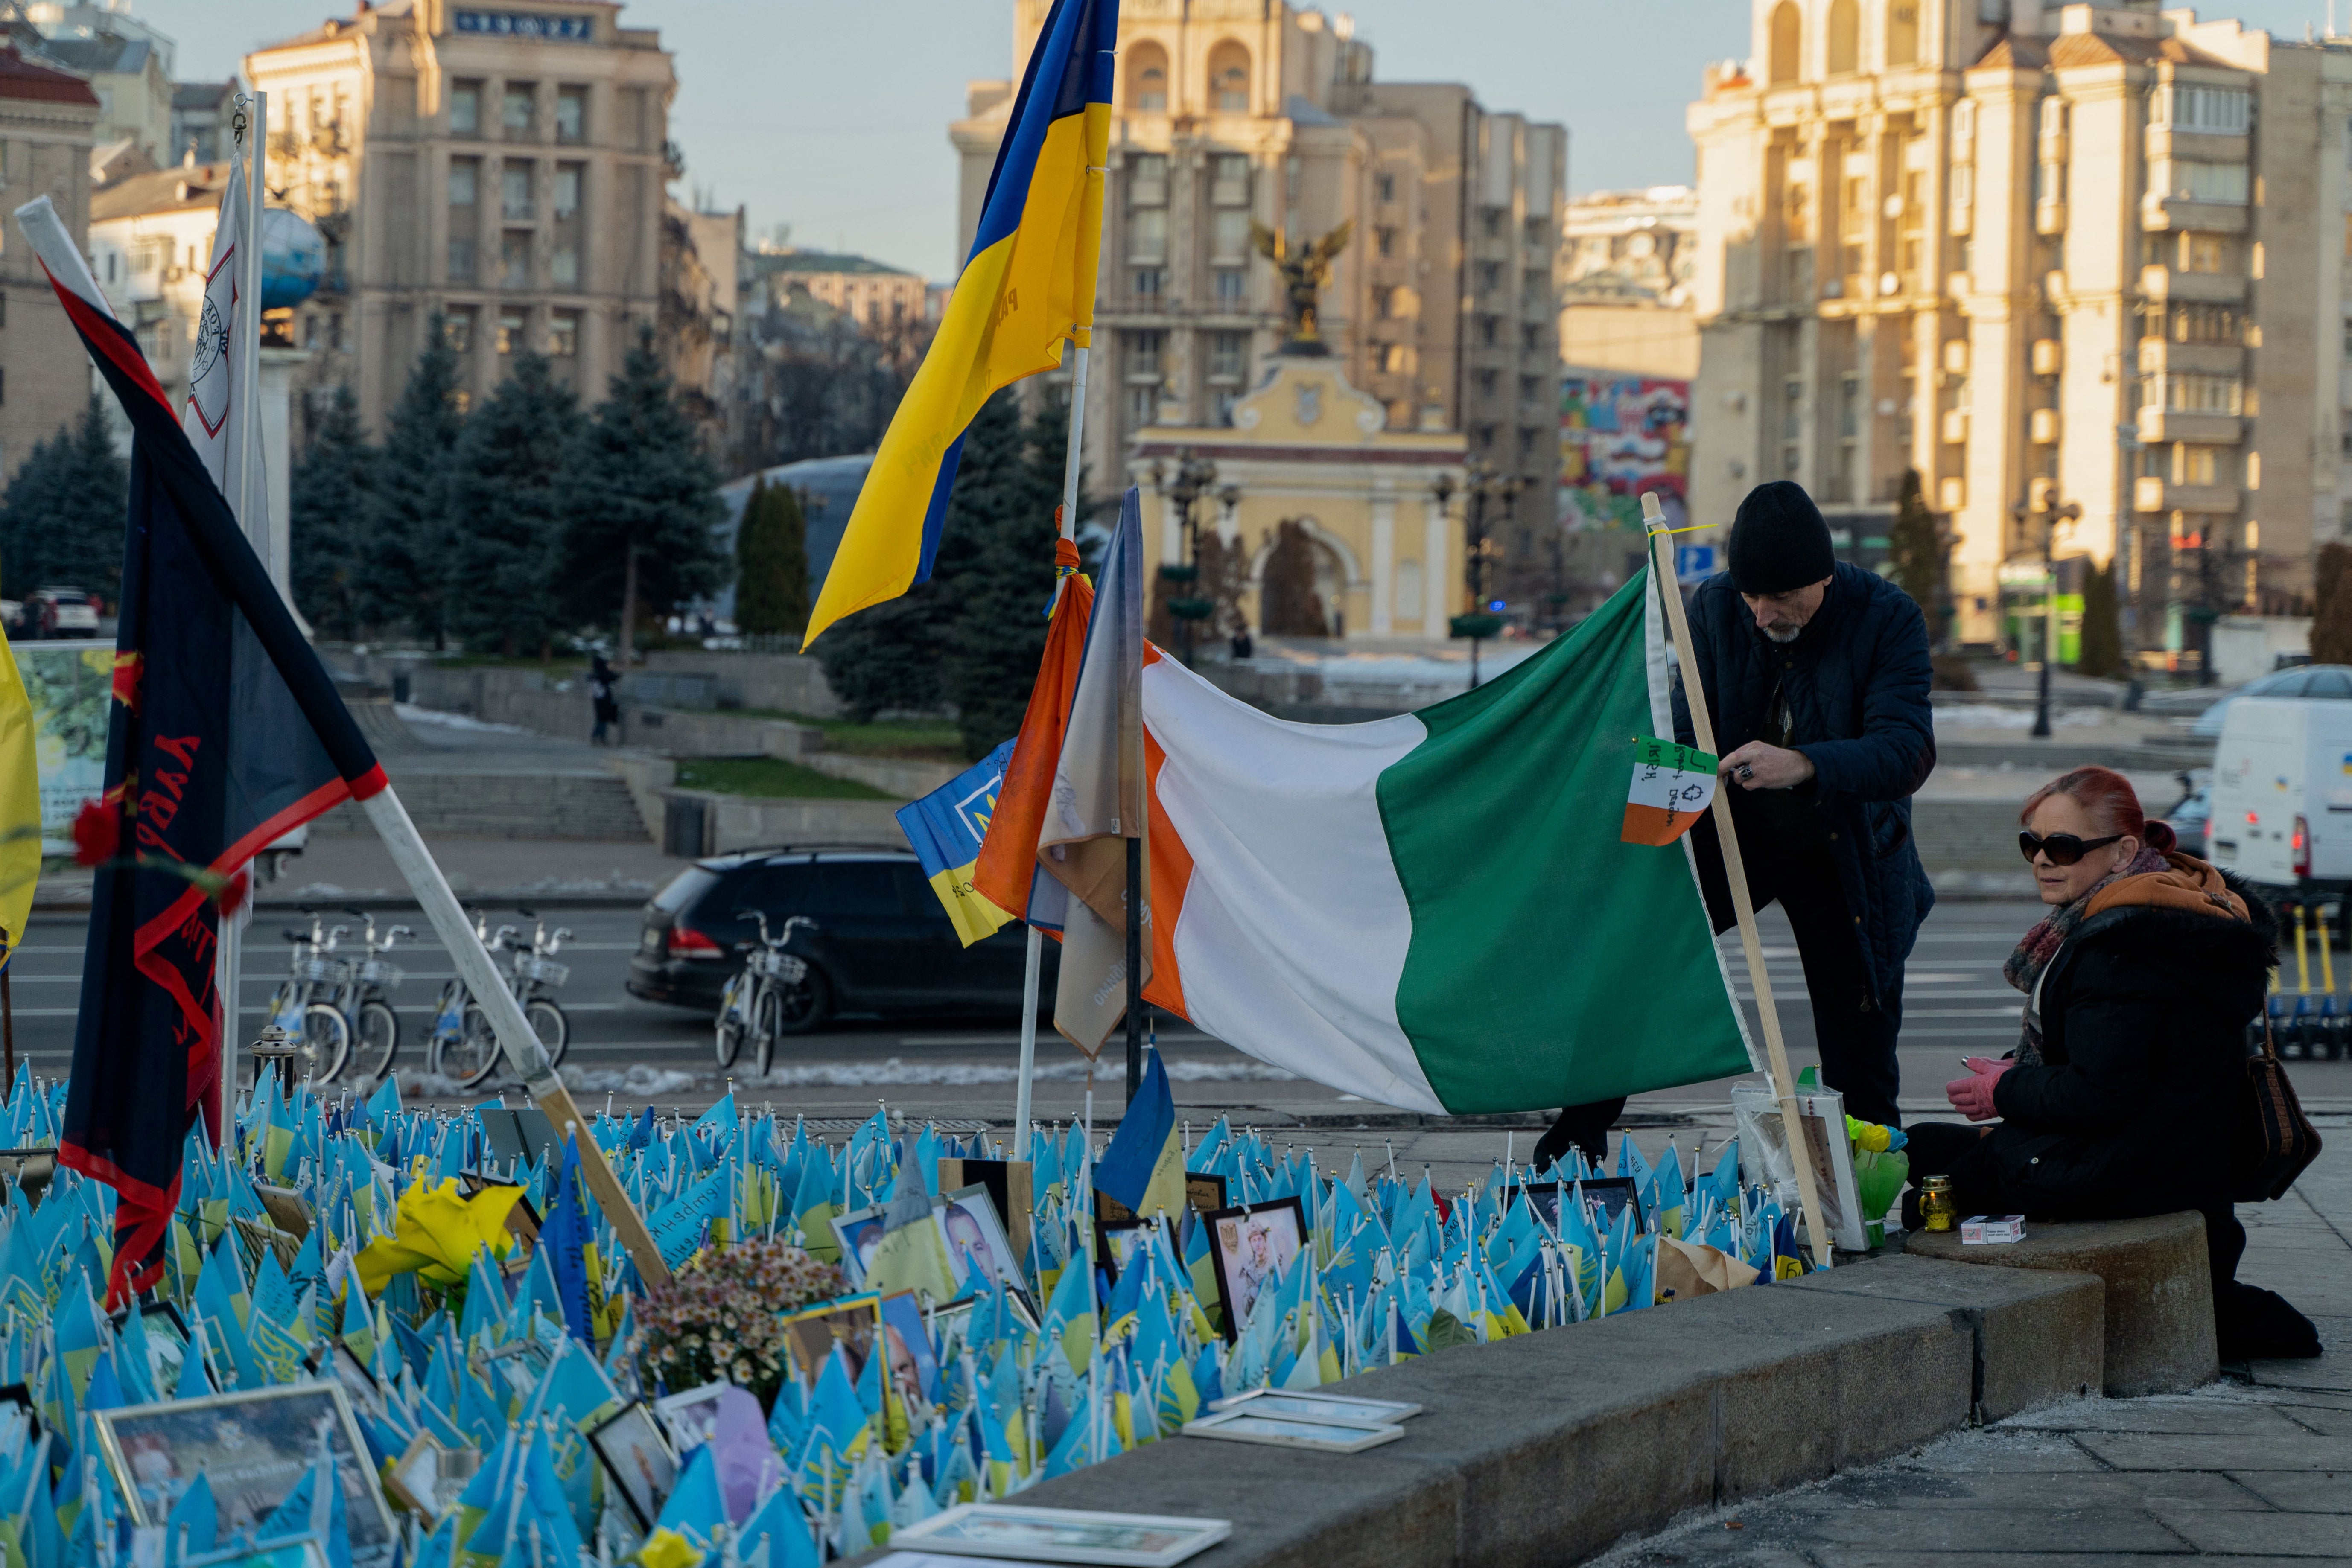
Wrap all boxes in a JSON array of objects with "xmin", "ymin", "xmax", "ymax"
[
  {"xmin": 750, "ymin": 948, "xmax": 808, "ymax": 984},
  {"xmin": 295, "ymin": 955, "xmax": 348, "ymax": 985},
  {"xmin": 359, "ymin": 959, "xmax": 405, "ymax": 988},
  {"xmin": 517, "ymin": 954, "xmax": 570, "ymax": 987}
]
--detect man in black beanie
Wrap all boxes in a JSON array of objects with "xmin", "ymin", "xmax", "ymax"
[{"xmin": 1538, "ymin": 480, "xmax": 1935, "ymax": 1166}]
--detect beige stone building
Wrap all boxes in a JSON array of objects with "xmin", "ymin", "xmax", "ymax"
[
  {"xmin": 0, "ymin": 45, "xmax": 97, "ymax": 486},
  {"xmin": 753, "ymin": 249, "xmax": 929, "ymax": 333},
  {"xmin": 242, "ymin": 0, "xmax": 677, "ymax": 434},
  {"xmin": 1562, "ymin": 186, "xmax": 1701, "ymax": 379},
  {"xmin": 954, "ymin": 0, "xmax": 1564, "ymax": 618},
  {"xmin": 86, "ymin": 158, "xmax": 234, "ymax": 407},
  {"xmin": 26, "ymin": 3, "xmax": 173, "ymax": 166},
  {"xmin": 1687, "ymin": 0, "xmax": 2352, "ymax": 659}
]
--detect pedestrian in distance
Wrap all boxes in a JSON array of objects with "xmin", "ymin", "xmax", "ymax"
[
  {"xmin": 1905, "ymin": 765, "xmax": 2319, "ymax": 1361},
  {"xmin": 1537, "ymin": 479, "xmax": 1935, "ymax": 1169},
  {"xmin": 588, "ymin": 653, "xmax": 620, "ymax": 746}
]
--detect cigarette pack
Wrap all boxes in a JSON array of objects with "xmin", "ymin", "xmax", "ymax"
[{"xmin": 1960, "ymin": 1214, "xmax": 2025, "ymax": 1245}]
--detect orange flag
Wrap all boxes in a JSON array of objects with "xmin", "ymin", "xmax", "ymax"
[{"xmin": 973, "ymin": 539, "xmax": 1094, "ymax": 920}]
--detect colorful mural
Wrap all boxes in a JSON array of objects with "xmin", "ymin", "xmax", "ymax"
[{"xmin": 1558, "ymin": 373, "xmax": 1691, "ymax": 531}]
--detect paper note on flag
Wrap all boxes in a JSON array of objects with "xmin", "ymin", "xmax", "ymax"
[{"xmin": 1621, "ymin": 736, "xmax": 1717, "ymax": 845}]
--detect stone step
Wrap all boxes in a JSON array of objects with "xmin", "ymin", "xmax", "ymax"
[{"xmin": 308, "ymin": 772, "xmax": 651, "ymax": 841}]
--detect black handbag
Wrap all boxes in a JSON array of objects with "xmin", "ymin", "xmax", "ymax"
[{"xmin": 2235, "ymin": 1019, "xmax": 2323, "ymax": 1203}]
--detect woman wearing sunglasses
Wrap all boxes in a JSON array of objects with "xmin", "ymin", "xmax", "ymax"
[{"xmin": 1901, "ymin": 764, "xmax": 2318, "ymax": 1361}]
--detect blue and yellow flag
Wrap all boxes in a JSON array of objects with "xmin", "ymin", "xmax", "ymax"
[
  {"xmin": 1095, "ymin": 1047, "xmax": 1184, "ymax": 1223},
  {"xmin": 0, "ymin": 627, "xmax": 36, "ymax": 959},
  {"xmin": 802, "ymin": 0, "xmax": 1118, "ymax": 644},
  {"xmin": 896, "ymin": 738, "xmax": 1018, "ymax": 946}
]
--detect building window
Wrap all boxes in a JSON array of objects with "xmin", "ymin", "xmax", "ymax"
[
  {"xmin": 1207, "ymin": 41, "xmax": 1250, "ymax": 113},
  {"xmin": 1827, "ymin": 0, "xmax": 1859, "ymax": 73},
  {"xmin": 450, "ymin": 80, "xmax": 481, "ymax": 135},
  {"xmin": 1128, "ymin": 42, "xmax": 1169, "ymax": 112},
  {"xmin": 1126, "ymin": 383, "xmax": 1159, "ymax": 428},
  {"xmin": 2178, "ymin": 445, "xmax": 2233, "ymax": 486},
  {"xmin": 1132, "ymin": 268, "xmax": 1163, "ymax": 300},
  {"xmin": 503, "ymin": 84, "xmax": 536, "ymax": 137},
  {"xmin": 1210, "ymin": 154, "xmax": 1250, "ymax": 206},
  {"xmin": 1214, "ymin": 268, "xmax": 1247, "ymax": 308},
  {"xmin": 549, "ymin": 310, "xmax": 578, "ymax": 357},
  {"xmin": 1210, "ymin": 208, "xmax": 1250, "ymax": 261},
  {"xmin": 448, "ymin": 237, "xmax": 475, "ymax": 282},
  {"xmin": 1128, "ymin": 152, "xmax": 1167, "ymax": 207},
  {"xmin": 554, "ymin": 86, "xmax": 586, "ymax": 143},
  {"xmin": 2150, "ymin": 160, "xmax": 2249, "ymax": 205},
  {"xmin": 1376, "ymin": 172, "xmax": 1396, "ymax": 203},
  {"xmin": 1213, "ymin": 389, "xmax": 1240, "ymax": 426},
  {"xmin": 552, "ymin": 246, "xmax": 579, "ymax": 288},
  {"xmin": 1127, "ymin": 206, "xmax": 1167, "ymax": 260},
  {"xmin": 1127, "ymin": 329, "xmax": 1163, "ymax": 376},
  {"xmin": 502, "ymin": 230, "xmax": 531, "ymax": 289},
  {"xmin": 553, "ymin": 164, "xmax": 581, "ymax": 218},
  {"xmin": 2153, "ymin": 373, "xmax": 2244, "ymax": 415},
  {"xmin": 1476, "ymin": 368, "xmax": 1499, "ymax": 397},
  {"xmin": 1767, "ymin": 1, "xmax": 1800, "ymax": 83},
  {"xmin": 1206, "ymin": 330, "xmax": 1246, "ymax": 380},
  {"xmin": 2180, "ymin": 233, "xmax": 2233, "ymax": 273},
  {"xmin": 1479, "ymin": 315, "xmax": 1499, "ymax": 347},
  {"xmin": 2152, "ymin": 84, "xmax": 2252, "ymax": 134},
  {"xmin": 1781, "ymin": 376, "xmax": 1803, "ymax": 477},
  {"xmin": 1375, "ymin": 226, "xmax": 1396, "ymax": 258},
  {"xmin": 2165, "ymin": 302, "xmax": 2242, "ymax": 344},
  {"xmin": 449, "ymin": 157, "xmax": 479, "ymax": 209},
  {"xmin": 445, "ymin": 309, "xmax": 474, "ymax": 353},
  {"xmin": 1371, "ymin": 284, "xmax": 1395, "ymax": 318},
  {"xmin": 1477, "ymin": 260, "xmax": 1502, "ymax": 292},
  {"xmin": 496, "ymin": 309, "xmax": 527, "ymax": 354},
  {"xmin": 502, "ymin": 163, "xmax": 533, "ymax": 221},
  {"xmin": 1886, "ymin": 0, "xmax": 1920, "ymax": 65}
]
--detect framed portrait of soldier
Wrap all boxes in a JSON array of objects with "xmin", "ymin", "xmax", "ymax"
[{"xmin": 1202, "ymin": 1198, "xmax": 1305, "ymax": 1341}]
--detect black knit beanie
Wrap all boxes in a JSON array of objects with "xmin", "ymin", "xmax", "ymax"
[{"xmin": 1727, "ymin": 481, "xmax": 1835, "ymax": 595}]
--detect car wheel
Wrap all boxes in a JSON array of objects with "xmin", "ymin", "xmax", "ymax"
[{"xmin": 768, "ymin": 967, "xmax": 831, "ymax": 1039}]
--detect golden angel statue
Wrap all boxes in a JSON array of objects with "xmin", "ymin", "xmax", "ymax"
[{"xmin": 1250, "ymin": 219, "xmax": 1351, "ymax": 353}]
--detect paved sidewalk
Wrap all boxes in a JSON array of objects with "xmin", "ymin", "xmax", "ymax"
[{"xmin": 1596, "ymin": 1135, "xmax": 2352, "ymax": 1565}]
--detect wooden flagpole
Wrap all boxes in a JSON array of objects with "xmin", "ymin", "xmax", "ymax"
[{"xmin": 1641, "ymin": 492, "xmax": 1833, "ymax": 1269}]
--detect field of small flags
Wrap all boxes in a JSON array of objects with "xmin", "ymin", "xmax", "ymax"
[{"xmin": 0, "ymin": 1066, "xmax": 1816, "ymax": 1567}]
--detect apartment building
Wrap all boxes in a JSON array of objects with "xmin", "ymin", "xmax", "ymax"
[
  {"xmin": 0, "ymin": 46, "xmax": 97, "ymax": 484},
  {"xmin": 242, "ymin": 0, "xmax": 677, "ymax": 434},
  {"xmin": 1690, "ymin": 0, "xmax": 2343, "ymax": 657},
  {"xmin": 1562, "ymin": 185, "xmax": 1701, "ymax": 379},
  {"xmin": 953, "ymin": 0, "xmax": 1564, "ymax": 605}
]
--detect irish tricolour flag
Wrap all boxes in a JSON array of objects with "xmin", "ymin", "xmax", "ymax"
[
  {"xmin": 980, "ymin": 559, "xmax": 1758, "ymax": 1116},
  {"xmin": 1622, "ymin": 736, "xmax": 1718, "ymax": 845}
]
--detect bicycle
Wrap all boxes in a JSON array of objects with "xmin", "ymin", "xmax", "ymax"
[
  {"xmin": 266, "ymin": 910, "xmax": 351, "ymax": 1083},
  {"xmin": 330, "ymin": 910, "xmax": 412, "ymax": 1083},
  {"xmin": 715, "ymin": 911, "xmax": 820, "ymax": 1075},
  {"xmin": 429, "ymin": 907, "xmax": 573, "ymax": 1090}
]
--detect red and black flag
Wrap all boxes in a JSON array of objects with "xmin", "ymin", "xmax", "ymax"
[{"xmin": 15, "ymin": 197, "xmax": 388, "ymax": 1303}]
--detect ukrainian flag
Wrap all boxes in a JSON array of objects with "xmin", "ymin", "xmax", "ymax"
[
  {"xmin": 802, "ymin": 0, "xmax": 1118, "ymax": 645},
  {"xmin": 896, "ymin": 737, "xmax": 1018, "ymax": 946}
]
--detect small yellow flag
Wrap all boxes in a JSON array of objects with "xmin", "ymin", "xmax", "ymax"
[{"xmin": 0, "ymin": 628, "xmax": 39, "ymax": 954}]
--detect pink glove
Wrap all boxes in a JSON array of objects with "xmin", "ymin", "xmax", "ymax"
[{"xmin": 1944, "ymin": 1059, "xmax": 2012, "ymax": 1122}]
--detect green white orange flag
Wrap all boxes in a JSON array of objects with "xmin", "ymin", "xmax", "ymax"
[
  {"xmin": 974, "ymin": 558, "xmax": 1757, "ymax": 1113},
  {"xmin": 1620, "ymin": 737, "xmax": 1717, "ymax": 846}
]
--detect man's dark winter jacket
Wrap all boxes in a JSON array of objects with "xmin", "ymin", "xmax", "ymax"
[{"xmin": 1671, "ymin": 560, "xmax": 1936, "ymax": 1007}]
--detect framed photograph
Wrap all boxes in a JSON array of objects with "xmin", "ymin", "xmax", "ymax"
[
  {"xmin": 91, "ymin": 1383, "xmax": 397, "ymax": 1565},
  {"xmin": 251, "ymin": 1186, "xmax": 313, "ymax": 1243},
  {"xmin": 584, "ymin": 1401, "xmax": 677, "ymax": 1535},
  {"xmin": 110, "ymin": 1300, "xmax": 190, "ymax": 1395},
  {"xmin": 1202, "ymin": 1198, "xmax": 1306, "ymax": 1340},
  {"xmin": 892, "ymin": 1502, "xmax": 1231, "ymax": 1567},
  {"xmin": 1184, "ymin": 1172, "xmax": 1228, "ymax": 1215},
  {"xmin": 1730, "ymin": 1084, "xmax": 1867, "ymax": 1253},
  {"xmin": 652, "ymin": 1381, "xmax": 730, "ymax": 1455},
  {"xmin": 1206, "ymin": 1387, "xmax": 1422, "ymax": 1425},
  {"xmin": 934, "ymin": 1158, "xmax": 1033, "ymax": 1265},
  {"xmin": 1181, "ymin": 1408, "xmax": 1403, "ymax": 1453},
  {"xmin": 1092, "ymin": 1216, "xmax": 1168, "ymax": 1279},
  {"xmin": 935, "ymin": 1186, "xmax": 1030, "ymax": 1308},
  {"xmin": 379, "ymin": 1432, "xmax": 473, "ymax": 1524},
  {"xmin": 184, "ymin": 1538, "xmax": 332, "ymax": 1568},
  {"xmin": 780, "ymin": 1294, "xmax": 883, "ymax": 1393},
  {"xmin": 830, "ymin": 1203, "xmax": 889, "ymax": 1287},
  {"xmin": 1575, "ymin": 1177, "xmax": 1644, "ymax": 1236},
  {"xmin": 879, "ymin": 1293, "xmax": 940, "ymax": 1418}
]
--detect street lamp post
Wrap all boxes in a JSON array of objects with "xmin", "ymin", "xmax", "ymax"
[
  {"xmin": 2012, "ymin": 498, "xmax": 2083, "ymax": 738},
  {"xmin": 1449, "ymin": 461, "xmax": 1524, "ymax": 690},
  {"xmin": 1152, "ymin": 449, "xmax": 1220, "ymax": 668}
]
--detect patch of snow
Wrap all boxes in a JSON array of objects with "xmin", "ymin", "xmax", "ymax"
[{"xmin": 394, "ymin": 703, "xmax": 534, "ymax": 735}]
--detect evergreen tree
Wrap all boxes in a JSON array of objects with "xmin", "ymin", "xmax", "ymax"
[
  {"xmin": 2316, "ymin": 544, "xmax": 2352, "ymax": 666},
  {"xmin": 558, "ymin": 329, "xmax": 728, "ymax": 665},
  {"xmin": 733, "ymin": 475, "xmax": 809, "ymax": 638},
  {"xmin": 940, "ymin": 397, "xmax": 1063, "ymax": 758},
  {"xmin": 1885, "ymin": 469, "xmax": 1943, "ymax": 646},
  {"xmin": 2075, "ymin": 557, "xmax": 2125, "ymax": 677},
  {"xmin": 289, "ymin": 386, "xmax": 374, "ymax": 640},
  {"xmin": 0, "ymin": 393, "xmax": 128, "ymax": 602},
  {"xmin": 365, "ymin": 321, "xmax": 466, "ymax": 645},
  {"xmin": 444, "ymin": 353, "xmax": 578, "ymax": 656}
]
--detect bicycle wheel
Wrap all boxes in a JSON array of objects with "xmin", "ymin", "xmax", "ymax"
[
  {"xmin": 354, "ymin": 1000, "xmax": 400, "ymax": 1082},
  {"xmin": 752, "ymin": 985, "xmax": 781, "ymax": 1077},
  {"xmin": 267, "ymin": 982, "xmax": 304, "ymax": 1035},
  {"xmin": 441, "ymin": 1004, "xmax": 503, "ymax": 1090},
  {"xmin": 297, "ymin": 1003, "xmax": 351, "ymax": 1083},
  {"xmin": 527, "ymin": 999, "xmax": 569, "ymax": 1070},
  {"xmin": 715, "ymin": 973, "xmax": 748, "ymax": 1066}
]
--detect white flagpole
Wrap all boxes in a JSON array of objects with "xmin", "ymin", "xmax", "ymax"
[
  {"xmin": 1013, "ymin": 338, "xmax": 1089, "ymax": 1161},
  {"xmin": 217, "ymin": 92, "xmax": 265, "ymax": 1128}
]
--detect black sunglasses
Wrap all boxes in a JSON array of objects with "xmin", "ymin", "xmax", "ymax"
[{"xmin": 2018, "ymin": 830, "xmax": 2125, "ymax": 866}]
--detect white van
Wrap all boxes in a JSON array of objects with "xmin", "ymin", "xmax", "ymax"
[{"xmin": 2208, "ymin": 696, "xmax": 2352, "ymax": 894}]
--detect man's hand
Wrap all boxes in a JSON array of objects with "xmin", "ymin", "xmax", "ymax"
[{"xmin": 1719, "ymin": 741, "xmax": 1816, "ymax": 790}]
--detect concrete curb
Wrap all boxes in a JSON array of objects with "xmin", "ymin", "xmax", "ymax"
[{"xmin": 852, "ymin": 1255, "xmax": 2102, "ymax": 1568}]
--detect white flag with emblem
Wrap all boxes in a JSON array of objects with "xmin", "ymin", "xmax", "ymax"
[{"xmin": 184, "ymin": 140, "xmax": 254, "ymax": 526}]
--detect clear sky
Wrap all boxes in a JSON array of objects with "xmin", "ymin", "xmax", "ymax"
[{"xmin": 131, "ymin": 0, "xmax": 2346, "ymax": 281}]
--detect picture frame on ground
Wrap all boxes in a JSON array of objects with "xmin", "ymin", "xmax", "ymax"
[
  {"xmin": 936, "ymin": 1185, "xmax": 1029, "ymax": 1302},
  {"xmin": 879, "ymin": 1293, "xmax": 940, "ymax": 1421},
  {"xmin": 934, "ymin": 1157, "xmax": 1032, "ymax": 1263},
  {"xmin": 1180, "ymin": 1408, "xmax": 1404, "ymax": 1453},
  {"xmin": 1202, "ymin": 1197, "xmax": 1306, "ymax": 1339},
  {"xmin": 1575, "ymin": 1177, "xmax": 1645, "ymax": 1234},
  {"xmin": 652, "ymin": 1381, "xmax": 731, "ymax": 1454},
  {"xmin": 830, "ymin": 1204, "xmax": 889, "ymax": 1287},
  {"xmin": 1184, "ymin": 1173, "xmax": 1228, "ymax": 1215},
  {"xmin": 584, "ymin": 1400, "xmax": 678, "ymax": 1534},
  {"xmin": 382, "ymin": 1431, "xmax": 463, "ymax": 1524},
  {"xmin": 1205, "ymin": 1387, "xmax": 1422, "ymax": 1425},
  {"xmin": 1729, "ymin": 1084, "xmax": 1866, "ymax": 1252},
  {"xmin": 780, "ymin": 1294, "xmax": 884, "ymax": 1393},
  {"xmin": 184, "ymin": 1536, "xmax": 333, "ymax": 1568},
  {"xmin": 92, "ymin": 1383, "xmax": 398, "ymax": 1566},
  {"xmin": 109, "ymin": 1299, "xmax": 190, "ymax": 1395},
  {"xmin": 1093, "ymin": 1215, "xmax": 1171, "ymax": 1279},
  {"xmin": 891, "ymin": 1502, "xmax": 1231, "ymax": 1567}
]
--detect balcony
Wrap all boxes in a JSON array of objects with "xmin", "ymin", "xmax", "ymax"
[
  {"xmin": 2136, "ymin": 339, "xmax": 2242, "ymax": 378},
  {"xmin": 2135, "ymin": 475, "xmax": 2241, "ymax": 513},
  {"xmin": 2144, "ymin": 127, "xmax": 2250, "ymax": 165},
  {"xmin": 2136, "ymin": 406, "xmax": 2244, "ymax": 444},
  {"xmin": 2139, "ymin": 265, "xmax": 2245, "ymax": 304},
  {"xmin": 2139, "ymin": 194, "xmax": 2248, "ymax": 233}
]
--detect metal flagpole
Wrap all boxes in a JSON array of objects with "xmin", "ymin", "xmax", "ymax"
[
  {"xmin": 1640, "ymin": 492, "xmax": 1832, "ymax": 1269},
  {"xmin": 216, "ymin": 90, "xmax": 266, "ymax": 1136},
  {"xmin": 1014, "ymin": 339, "xmax": 1090, "ymax": 1159}
]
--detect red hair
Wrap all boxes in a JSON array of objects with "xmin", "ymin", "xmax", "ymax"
[{"xmin": 2021, "ymin": 765, "xmax": 2174, "ymax": 851}]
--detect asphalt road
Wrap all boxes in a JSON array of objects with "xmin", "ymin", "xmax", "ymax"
[{"xmin": 9, "ymin": 895, "xmax": 2348, "ymax": 1128}]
